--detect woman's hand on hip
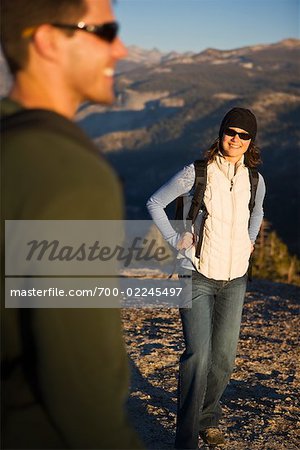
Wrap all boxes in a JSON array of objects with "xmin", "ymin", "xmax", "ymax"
[{"xmin": 177, "ymin": 232, "xmax": 194, "ymax": 250}]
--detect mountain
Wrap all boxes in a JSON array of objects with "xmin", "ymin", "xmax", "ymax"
[
  {"xmin": 1, "ymin": 40, "xmax": 299, "ymax": 256},
  {"xmin": 77, "ymin": 39, "xmax": 300, "ymax": 257},
  {"xmin": 117, "ymin": 46, "xmax": 195, "ymax": 73}
]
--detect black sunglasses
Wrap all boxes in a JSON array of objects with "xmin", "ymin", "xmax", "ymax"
[
  {"xmin": 224, "ymin": 128, "xmax": 251, "ymax": 141},
  {"xmin": 22, "ymin": 21, "xmax": 119, "ymax": 43}
]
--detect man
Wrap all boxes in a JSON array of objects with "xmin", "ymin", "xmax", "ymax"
[{"xmin": 1, "ymin": 0, "xmax": 142, "ymax": 448}]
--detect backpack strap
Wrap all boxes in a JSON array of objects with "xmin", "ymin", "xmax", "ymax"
[
  {"xmin": 248, "ymin": 167, "xmax": 259, "ymax": 214},
  {"xmin": 247, "ymin": 167, "xmax": 259, "ymax": 282},
  {"xmin": 186, "ymin": 160, "xmax": 208, "ymax": 257},
  {"xmin": 174, "ymin": 197, "xmax": 184, "ymax": 221},
  {"xmin": 186, "ymin": 160, "xmax": 207, "ymax": 225}
]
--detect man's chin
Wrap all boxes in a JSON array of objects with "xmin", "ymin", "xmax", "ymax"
[
  {"xmin": 93, "ymin": 89, "xmax": 115, "ymax": 106},
  {"xmin": 101, "ymin": 95, "xmax": 115, "ymax": 106}
]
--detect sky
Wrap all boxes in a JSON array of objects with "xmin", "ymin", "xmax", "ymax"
[{"xmin": 115, "ymin": 0, "xmax": 300, "ymax": 53}]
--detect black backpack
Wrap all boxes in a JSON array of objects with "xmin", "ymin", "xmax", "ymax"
[{"xmin": 175, "ymin": 159, "xmax": 259, "ymax": 259}]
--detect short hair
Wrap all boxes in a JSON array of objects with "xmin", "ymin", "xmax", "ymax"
[{"xmin": 0, "ymin": 0, "xmax": 87, "ymax": 74}]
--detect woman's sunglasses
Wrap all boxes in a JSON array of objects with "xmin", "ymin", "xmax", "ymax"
[
  {"xmin": 224, "ymin": 128, "xmax": 251, "ymax": 141},
  {"xmin": 22, "ymin": 21, "xmax": 119, "ymax": 43}
]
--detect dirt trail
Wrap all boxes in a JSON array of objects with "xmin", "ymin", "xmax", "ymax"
[{"xmin": 122, "ymin": 279, "xmax": 300, "ymax": 449}]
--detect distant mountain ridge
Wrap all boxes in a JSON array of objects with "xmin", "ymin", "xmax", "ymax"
[{"xmin": 118, "ymin": 38, "xmax": 300, "ymax": 72}]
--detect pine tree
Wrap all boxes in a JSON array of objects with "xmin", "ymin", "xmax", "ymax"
[{"xmin": 252, "ymin": 220, "xmax": 300, "ymax": 285}]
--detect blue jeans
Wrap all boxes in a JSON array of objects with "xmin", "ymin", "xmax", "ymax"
[{"xmin": 175, "ymin": 271, "xmax": 247, "ymax": 449}]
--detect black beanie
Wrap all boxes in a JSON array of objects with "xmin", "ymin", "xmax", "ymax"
[{"xmin": 219, "ymin": 107, "xmax": 257, "ymax": 141}]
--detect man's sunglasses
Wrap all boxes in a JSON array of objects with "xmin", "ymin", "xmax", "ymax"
[
  {"xmin": 22, "ymin": 21, "xmax": 119, "ymax": 43},
  {"xmin": 224, "ymin": 128, "xmax": 251, "ymax": 141}
]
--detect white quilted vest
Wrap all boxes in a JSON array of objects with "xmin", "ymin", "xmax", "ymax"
[{"xmin": 191, "ymin": 157, "xmax": 252, "ymax": 280}]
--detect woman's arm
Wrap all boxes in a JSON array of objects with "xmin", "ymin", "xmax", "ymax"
[
  {"xmin": 146, "ymin": 164, "xmax": 195, "ymax": 248},
  {"xmin": 249, "ymin": 173, "xmax": 266, "ymax": 243}
]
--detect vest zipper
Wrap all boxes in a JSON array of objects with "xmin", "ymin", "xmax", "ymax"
[{"xmin": 228, "ymin": 179, "xmax": 235, "ymax": 280}]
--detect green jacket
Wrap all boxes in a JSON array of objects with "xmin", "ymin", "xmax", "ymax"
[{"xmin": 1, "ymin": 98, "xmax": 142, "ymax": 449}]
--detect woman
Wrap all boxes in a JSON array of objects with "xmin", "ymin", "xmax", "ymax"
[{"xmin": 147, "ymin": 108, "xmax": 266, "ymax": 449}]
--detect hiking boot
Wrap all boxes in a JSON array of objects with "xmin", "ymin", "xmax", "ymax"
[{"xmin": 199, "ymin": 427, "xmax": 225, "ymax": 446}]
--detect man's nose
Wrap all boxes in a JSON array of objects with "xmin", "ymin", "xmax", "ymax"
[{"xmin": 112, "ymin": 37, "xmax": 128, "ymax": 60}]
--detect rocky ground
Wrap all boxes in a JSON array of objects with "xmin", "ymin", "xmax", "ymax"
[{"xmin": 122, "ymin": 279, "xmax": 300, "ymax": 450}]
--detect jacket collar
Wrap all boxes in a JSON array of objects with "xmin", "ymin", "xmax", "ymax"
[{"xmin": 215, "ymin": 152, "xmax": 245, "ymax": 180}]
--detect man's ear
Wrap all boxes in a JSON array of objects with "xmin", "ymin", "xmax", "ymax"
[{"xmin": 31, "ymin": 24, "xmax": 63, "ymax": 63}]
